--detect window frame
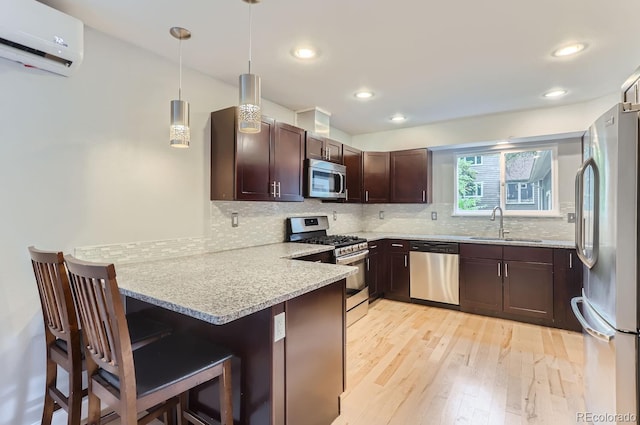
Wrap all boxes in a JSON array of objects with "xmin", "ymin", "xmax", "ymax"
[
  {"xmin": 453, "ymin": 144, "xmax": 560, "ymax": 217},
  {"xmin": 461, "ymin": 181, "xmax": 484, "ymax": 198}
]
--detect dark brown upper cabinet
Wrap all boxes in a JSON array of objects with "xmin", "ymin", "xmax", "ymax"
[
  {"xmin": 342, "ymin": 145, "xmax": 363, "ymax": 203},
  {"xmin": 362, "ymin": 152, "xmax": 390, "ymax": 203},
  {"xmin": 305, "ymin": 133, "xmax": 343, "ymax": 164},
  {"xmin": 210, "ymin": 107, "xmax": 304, "ymax": 202},
  {"xmin": 389, "ymin": 148, "xmax": 432, "ymax": 203}
]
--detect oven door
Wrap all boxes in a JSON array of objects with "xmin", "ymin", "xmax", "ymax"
[
  {"xmin": 336, "ymin": 249, "xmax": 369, "ymax": 311},
  {"xmin": 306, "ymin": 159, "xmax": 346, "ymax": 199}
]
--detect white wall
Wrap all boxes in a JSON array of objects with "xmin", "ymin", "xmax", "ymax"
[{"xmin": 351, "ymin": 94, "xmax": 618, "ymax": 151}]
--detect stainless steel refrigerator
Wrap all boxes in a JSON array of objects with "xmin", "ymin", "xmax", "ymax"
[{"xmin": 572, "ymin": 102, "xmax": 639, "ymax": 423}]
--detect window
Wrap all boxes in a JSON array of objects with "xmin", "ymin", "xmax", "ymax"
[
  {"xmin": 462, "ymin": 155, "xmax": 483, "ymax": 165},
  {"xmin": 455, "ymin": 146, "xmax": 558, "ymax": 216},
  {"xmin": 506, "ymin": 183, "xmax": 534, "ymax": 204},
  {"xmin": 462, "ymin": 182, "xmax": 483, "ymax": 198}
]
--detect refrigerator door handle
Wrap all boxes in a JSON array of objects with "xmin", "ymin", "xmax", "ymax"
[
  {"xmin": 571, "ymin": 297, "xmax": 614, "ymax": 342},
  {"xmin": 574, "ymin": 157, "xmax": 600, "ymax": 269}
]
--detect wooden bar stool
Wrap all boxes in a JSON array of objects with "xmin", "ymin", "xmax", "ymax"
[
  {"xmin": 28, "ymin": 247, "xmax": 173, "ymax": 425},
  {"xmin": 64, "ymin": 254, "xmax": 234, "ymax": 425}
]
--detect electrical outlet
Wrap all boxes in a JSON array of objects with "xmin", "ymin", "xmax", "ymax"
[
  {"xmin": 333, "ymin": 211, "xmax": 337, "ymax": 221},
  {"xmin": 431, "ymin": 212, "xmax": 438, "ymax": 220},
  {"xmin": 274, "ymin": 312, "xmax": 286, "ymax": 342},
  {"xmin": 567, "ymin": 212, "xmax": 576, "ymax": 223},
  {"xmin": 231, "ymin": 212, "xmax": 239, "ymax": 227},
  {"xmin": 379, "ymin": 211, "xmax": 384, "ymax": 220}
]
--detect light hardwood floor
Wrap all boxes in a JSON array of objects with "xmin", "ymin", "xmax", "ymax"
[{"xmin": 332, "ymin": 299, "xmax": 585, "ymax": 425}]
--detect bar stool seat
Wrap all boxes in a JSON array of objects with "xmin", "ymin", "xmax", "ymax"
[{"xmin": 97, "ymin": 333, "xmax": 233, "ymax": 397}]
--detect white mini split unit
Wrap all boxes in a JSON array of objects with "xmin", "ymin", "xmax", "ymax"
[{"xmin": 0, "ymin": 0, "xmax": 84, "ymax": 77}]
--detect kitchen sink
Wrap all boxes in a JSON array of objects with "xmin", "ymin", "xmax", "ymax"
[{"xmin": 469, "ymin": 237, "xmax": 543, "ymax": 243}]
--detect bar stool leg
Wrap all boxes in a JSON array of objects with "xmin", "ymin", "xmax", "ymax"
[
  {"xmin": 41, "ymin": 351, "xmax": 57, "ymax": 425},
  {"xmin": 67, "ymin": 365, "xmax": 83, "ymax": 425},
  {"xmin": 219, "ymin": 359, "xmax": 233, "ymax": 425}
]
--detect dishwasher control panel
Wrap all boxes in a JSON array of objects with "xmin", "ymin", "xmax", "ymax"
[{"xmin": 409, "ymin": 241, "xmax": 459, "ymax": 254}]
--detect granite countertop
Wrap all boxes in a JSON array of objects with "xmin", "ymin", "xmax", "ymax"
[
  {"xmin": 116, "ymin": 243, "xmax": 355, "ymax": 325},
  {"xmin": 351, "ymin": 232, "xmax": 576, "ymax": 249}
]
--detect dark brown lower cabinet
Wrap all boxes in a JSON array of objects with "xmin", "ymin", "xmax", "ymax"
[
  {"xmin": 459, "ymin": 257, "xmax": 503, "ymax": 314},
  {"xmin": 386, "ymin": 240, "xmax": 410, "ymax": 302},
  {"xmin": 460, "ymin": 244, "xmax": 555, "ymax": 327},
  {"xmin": 285, "ymin": 281, "xmax": 344, "ymax": 425},
  {"xmin": 553, "ymin": 249, "xmax": 583, "ymax": 332},
  {"xmin": 366, "ymin": 241, "xmax": 384, "ymax": 300},
  {"xmin": 503, "ymin": 260, "xmax": 553, "ymax": 321}
]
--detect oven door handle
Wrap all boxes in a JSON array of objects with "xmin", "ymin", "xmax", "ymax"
[{"xmin": 336, "ymin": 249, "xmax": 369, "ymax": 265}]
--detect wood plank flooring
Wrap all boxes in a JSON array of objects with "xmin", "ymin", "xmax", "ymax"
[{"xmin": 332, "ymin": 299, "xmax": 585, "ymax": 425}]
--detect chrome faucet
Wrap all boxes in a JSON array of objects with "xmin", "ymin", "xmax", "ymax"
[{"xmin": 490, "ymin": 206, "xmax": 509, "ymax": 239}]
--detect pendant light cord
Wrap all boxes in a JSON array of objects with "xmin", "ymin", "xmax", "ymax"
[
  {"xmin": 248, "ymin": 2, "xmax": 252, "ymax": 74},
  {"xmin": 178, "ymin": 37, "xmax": 183, "ymax": 101}
]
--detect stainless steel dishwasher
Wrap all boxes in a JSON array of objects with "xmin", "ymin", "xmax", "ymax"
[{"xmin": 409, "ymin": 241, "xmax": 460, "ymax": 305}]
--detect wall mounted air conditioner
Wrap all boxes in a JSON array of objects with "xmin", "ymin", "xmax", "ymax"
[{"xmin": 0, "ymin": 0, "xmax": 84, "ymax": 77}]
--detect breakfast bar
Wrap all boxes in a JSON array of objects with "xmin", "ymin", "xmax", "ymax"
[{"xmin": 114, "ymin": 243, "xmax": 357, "ymax": 425}]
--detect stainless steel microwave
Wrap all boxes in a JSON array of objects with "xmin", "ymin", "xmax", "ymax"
[{"xmin": 305, "ymin": 159, "xmax": 347, "ymax": 199}]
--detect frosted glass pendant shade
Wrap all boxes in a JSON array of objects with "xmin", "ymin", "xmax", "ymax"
[
  {"xmin": 170, "ymin": 99, "xmax": 190, "ymax": 148},
  {"xmin": 238, "ymin": 73, "xmax": 261, "ymax": 133}
]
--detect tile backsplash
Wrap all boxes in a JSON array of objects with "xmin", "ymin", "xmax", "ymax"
[
  {"xmin": 76, "ymin": 199, "xmax": 574, "ymax": 263},
  {"xmin": 362, "ymin": 202, "xmax": 575, "ymax": 240}
]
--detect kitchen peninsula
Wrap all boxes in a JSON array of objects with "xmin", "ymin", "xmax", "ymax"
[{"xmin": 113, "ymin": 243, "xmax": 357, "ymax": 425}]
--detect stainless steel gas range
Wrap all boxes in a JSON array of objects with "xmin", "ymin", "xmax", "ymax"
[{"xmin": 286, "ymin": 216, "xmax": 369, "ymax": 326}]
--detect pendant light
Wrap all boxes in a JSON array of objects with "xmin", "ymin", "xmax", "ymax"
[
  {"xmin": 238, "ymin": 0, "xmax": 262, "ymax": 134},
  {"xmin": 169, "ymin": 26, "xmax": 191, "ymax": 148}
]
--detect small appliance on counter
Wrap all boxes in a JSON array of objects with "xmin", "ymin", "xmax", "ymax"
[{"xmin": 286, "ymin": 216, "xmax": 368, "ymax": 326}]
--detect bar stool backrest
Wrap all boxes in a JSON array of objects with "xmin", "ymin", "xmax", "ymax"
[
  {"xmin": 64, "ymin": 256, "xmax": 137, "ymax": 402},
  {"xmin": 29, "ymin": 247, "xmax": 78, "ymax": 340}
]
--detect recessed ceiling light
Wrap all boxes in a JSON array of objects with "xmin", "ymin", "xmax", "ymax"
[
  {"xmin": 543, "ymin": 89, "xmax": 567, "ymax": 98},
  {"xmin": 292, "ymin": 47, "xmax": 317, "ymax": 59},
  {"xmin": 552, "ymin": 43, "xmax": 586, "ymax": 57},
  {"xmin": 390, "ymin": 114, "xmax": 406, "ymax": 122},
  {"xmin": 354, "ymin": 91, "xmax": 374, "ymax": 99}
]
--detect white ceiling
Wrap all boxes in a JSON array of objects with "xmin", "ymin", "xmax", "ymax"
[{"xmin": 40, "ymin": 0, "xmax": 640, "ymax": 135}]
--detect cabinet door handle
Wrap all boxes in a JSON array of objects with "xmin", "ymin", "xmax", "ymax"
[
  {"xmin": 497, "ymin": 262, "xmax": 501, "ymax": 277},
  {"xmin": 391, "ymin": 243, "xmax": 403, "ymax": 247},
  {"xmin": 404, "ymin": 255, "xmax": 408, "ymax": 267},
  {"xmin": 505, "ymin": 262, "xmax": 509, "ymax": 278},
  {"xmin": 271, "ymin": 181, "xmax": 276, "ymax": 197},
  {"xmin": 277, "ymin": 181, "xmax": 281, "ymax": 198},
  {"xmin": 422, "ymin": 190, "xmax": 426, "ymax": 202},
  {"xmin": 569, "ymin": 252, "xmax": 573, "ymax": 269},
  {"xmin": 327, "ymin": 147, "xmax": 331, "ymax": 160},
  {"xmin": 369, "ymin": 245, "xmax": 377, "ymax": 249},
  {"xmin": 365, "ymin": 190, "xmax": 369, "ymax": 202},
  {"xmin": 366, "ymin": 258, "xmax": 370, "ymax": 271},
  {"xmin": 345, "ymin": 188, "xmax": 349, "ymax": 201}
]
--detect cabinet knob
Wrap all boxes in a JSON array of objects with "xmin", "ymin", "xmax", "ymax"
[
  {"xmin": 365, "ymin": 190, "xmax": 369, "ymax": 202},
  {"xmin": 497, "ymin": 262, "xmax": 501, "ymax": 277},
  {"xmin": 404, "ymin": 254, "xmax": 408, "ymax": 267},
  {"xmin": 422, "ymin": 190, "xmax": 426, "ymax": 202}
]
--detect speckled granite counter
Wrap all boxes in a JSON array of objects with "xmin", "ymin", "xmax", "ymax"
[
  {"xmin": 116, "ymin": 243, "xmax": 356, "ymax": 325},
  {"xmin": 350, "ymin": 232, "xmax": 575, "ymax": 249}
]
